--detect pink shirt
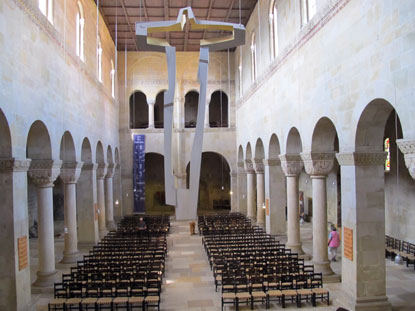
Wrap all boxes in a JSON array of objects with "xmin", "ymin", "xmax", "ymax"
[{"xmin": 329, "ymin": 231, "xmax": 340, "ymax": 248}]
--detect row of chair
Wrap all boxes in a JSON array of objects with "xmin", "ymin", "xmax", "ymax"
[{"xmin": 385, "ymin": 235, "xmax": 415, "ymax": 269}]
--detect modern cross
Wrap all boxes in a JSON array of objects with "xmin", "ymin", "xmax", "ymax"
[{"xmin": 135, "ymin": 7, "xmax": 245, "ymax": 220}]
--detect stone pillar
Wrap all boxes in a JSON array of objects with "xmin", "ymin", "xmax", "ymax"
[
  {"xmin": 230, "ymin": 171, "xmax": 238, "ymax": 212},
  {"xmin": 263, "ymin": 158, "xmax": 286, "ymax": 235},
  {"xmin": 301, "ymin": 153, "xmax": 335, "ymax": 276},
  {"xmin": 204, "ymin": 102, "xmax": 210, "ymax": 128},
  {"xmin": 280, "ymin": 154, "xmax": 305, "ymax": 255},
  {"xmin": 28, "ymin": 159, "xmax": 62, "ymax": 287},
  {"xmin": 175, "ymin": 172, "xmax": 187, "ymax": 188},
  {"xmin": 113, "ymin": 163, "xmax": 123, "ymax": 221},
  {"xmin": 60, "ymin": 162, "xmax": 83, "ymax": 264},
  {"xmin": 0, "ymin": 158, "xmax": 31, "ymax": 311},
  {"xmin": 237, "ymin": 161, "xmax": 247, "ymax": 214},
  {"xmin": 96, "ymin": 163, "xmax": 108, "ymax": 239},
  {"xmin": 76, "ymin": 163, "xmax": 99, "ymax": 245},
  {"xmin": 105, "ymin": 163, "xmax": 116, "ymax": 230},
  {"xmin": 396, "ymin": 139, "xmax": 415, "ymax": 179},
  {"xmin": 253, "ymin": 159, "xmax": 265, "ymax": 224},
  {"xmin": 244, "ymin": 159, "xmax": 256, "ymax": 220},
  {"xmin": 148, "ymin": 99, "xmax": 155, "ymax": 129},
  {"xmin": 335, "ymin": 152, "xmax": 391, "ymax": 311}
]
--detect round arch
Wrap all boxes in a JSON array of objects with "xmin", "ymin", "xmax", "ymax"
[
  {"xmin": 209, "ymin": 90, "xmax": 228, "ymax": 128},
  {"xmin": 0, "ymin": 109, "xmax": 12, "ymax": 158},
  {"xmin": 59, "ymin": 131, "xmax": 76, "ymax": 162},
  {"xmin": 130, "ymin": 91, "xmax": 148, "ymax": 129},
  {"xmin": 26, "ymin": 120, "xmax": 52, "ymax": 160},
  {"xmin": 184, "ymin": 91, "xmax": 199, "ymax": 128}
]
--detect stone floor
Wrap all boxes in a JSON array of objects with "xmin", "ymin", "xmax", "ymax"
[{"xmin": 29, "ymin": 220, "xmax": 415, "ymax": 311}]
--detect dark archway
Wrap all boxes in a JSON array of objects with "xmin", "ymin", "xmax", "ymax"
[
  {"xmin": 209, "ymin": 90, "xmax": 228, "ymax": 127},
  {"xmin": 184, "ymin": 91, "xmax": 199, "ymax": 128},
  {"xmin": 155, "ymin": 91, "xmax": 165, "ymax": 128},
  {"xmin": 130, "ymin": 91, "xmax": 148, "ymax": 129},
  {"xmin": 186, "ymin": 152, "xmax": 231, "ymax": 212}
]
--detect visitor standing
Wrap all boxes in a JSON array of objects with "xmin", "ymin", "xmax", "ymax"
[{"xmin": 328, "ymin": 226, "xmax": 341, "ymax": 262}]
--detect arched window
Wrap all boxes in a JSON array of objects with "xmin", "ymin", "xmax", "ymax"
[
  {"xmin": 269, "ymin": 0, "xmax": 278, "ymax": 59},
  {"xmin": 209, "ymin": 91, "xmax": 228, "ymax": 128},
  {"xmin": 130, "ymin": 91, "xmax": 148, "ymax": 129},
  {"xmin": 250, "ymin": 32, "xmax": 257, "ymax": 83},
  {"xmin": 184, "ymin": 91, "xmax": 199, "ymax": 128},
  {"xmin": 76, "ymin": 1, "xmax": 85, "ymax": 62},
  {"xmin": 97, "ymin": 37, "xmax": 103, "ymax": 82},
  {"xmin": 385, "ymin": 138, "xmax": 391, "ymax": 172},
  {"xmin": 111, "ymin": 60, "xmax": 115, "ymax": 98},
  {"xmin": 39, "ymin": 0, "xmax": 53, "ymax": 24},
  {"xmin": 300, "ymin": 0, "xmax": 317, "ymax": 27},
  {"xmin": 154, "ymin": 91, "xmax": 165, "ymax": 128}
]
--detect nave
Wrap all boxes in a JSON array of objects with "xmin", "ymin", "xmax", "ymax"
[{"xmin": 29, "ymin": 218, "xmax": 415, "ymax": 311}]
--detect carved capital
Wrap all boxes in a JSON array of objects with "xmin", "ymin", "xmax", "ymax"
[
  {"xmin": 237, "ymin": 161, "xmax": 245, "ymax": 168},
  {"xmin": 300, "ymin": 152, "xmax": 334, "ymax": 177},
  {"xmin": 28, "ymin": 159, "xmax": 62, "ymax": 187},
  {"xmin": 253, "ymin": 159, "xmax": 264, "ymax": 174},
  {"xmin": 335, "ymin": 152, "xmax": 387, "ymax": 166},
  {"xmin": 0, "ymin": 158, "xmax": 31, "ymax": 173},
  {"xmin": 279, "ymin": 154, "xmax": 304, "ymax": 177},
  {"xmin": 244, "ymin": 159, "xmax": 255, "ymax": 174},
  {"xmin": 230, "ymin": 171, "xmax": 238, "ymax": 178},
  {"xmin": 174, "ymin": 173, "xmax": 186, "ymax": 179},
  {"xmin": 105, "ymin": 163, "xmax": 115, "ymax": 178},
  {"xmin": 96, "ymin": 163, "xmax": 108, "ymax": 179},
  {"xmin": 82, "ymin": 163, "xmax": 98, "ymax": 171},
  {"xmin": 60, "ymin": 162, "xmax": 83, "ymax": 184},
  {"xmin": 263, "ymin": 158, "xmax": 281, "ymax": 167},
  {"xmin": 147, "ymin": 99, "xmax": 156, "ymax": 106},
  {"xmin": 397, "ymin": 139, "xmax": 415, "ymax": 179}
]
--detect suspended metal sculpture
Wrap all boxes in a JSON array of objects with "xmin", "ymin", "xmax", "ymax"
[{"xmin": 136, "ymin": 7, "xmax": 245, "ymax": 219}]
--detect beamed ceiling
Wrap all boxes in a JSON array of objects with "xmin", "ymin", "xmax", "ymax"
[{"xmin": 95, "ymin": 0, "xmax": 257, "ymax": 51}]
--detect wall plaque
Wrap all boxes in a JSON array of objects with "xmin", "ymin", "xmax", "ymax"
[
  {"xmin": 18, "ymin": 236, "xmax": 28, "ymax": 271},
  {"xmin": 265, "ymin": 199, "xmax": 270, "ymax": 216},
  {"xmin": 343, "ymin": 227, "xmax": 353, "ymax": 261}
]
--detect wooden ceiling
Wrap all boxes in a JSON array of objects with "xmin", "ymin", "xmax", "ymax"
[{"xmin": 96, "ymin": 0, "xmax": 257, "ymax": 51}]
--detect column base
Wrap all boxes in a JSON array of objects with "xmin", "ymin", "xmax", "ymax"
[
  {"xmin": 99, "ymin": 229, "xmax": 108, "ymax": 239},
  {"xmin": 32, "ymin": 270, "xmax": 57, "ymax": 287},
  {"xmin": 336, "ymin": 291, "xmax": 392, "ymax": 311},
  {"xmin": 313, "ymin": 259, "xmax": 335, "ymax": 276},
  {"xmin": 322, "ymin": 273, "xmax": 341, "ymax": 283},
  {"xmin": 286, "ymin": 242, "xmax": 305, "ymax": 255},
  {"xmin": 60, "ymin": 251, "xmax": 79, "ymax": 264},
  {"xmin": 106, "ymin": 220, "xmax": 117, "ymax": 231}
]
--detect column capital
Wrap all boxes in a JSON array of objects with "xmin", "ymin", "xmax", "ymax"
[
  {"xmin": 237, "ymin": 161, "xmax": 245, "ymax": 168},
  {"xmin": 0, "ymin": 158, "xmax": 31, "ymax": 173},
  {"xmin": 60, "ymin": 162, "xmax": 84, "ymax": 184},
  {"xmin": 105, "ymin": 163, "xmax": 115, "ymax": 178},
  {"xmin": 82, "ymin": 163, "xmax": 98, "ymax": 171},
  {"xmin": 279, "ymin": 154, "xmax": 304, "ymax": 177},
  {"xmin": 397, "ymin": 139, "xmax": 415, "ymax": 180},
  {"xmin": 253, "ymin": 158, "xmax": 264, "ymax": 174},
  {"xmin": 244, "ymin": 159, "xmax": 255, "ymax": 174},
  {"xmin": 96, "ymin": 163, "xmax": 108, "ymax": 179},
  {"xmin": 28, "ymin": 159, "xmax": 62, "ymax": 187},
  {"xmin": 263, "ymin": 158, "xmax": 281, "ymax": 166},
  {"xmin": 147, "ymin": 99, "xmax": 156, "ymax": 106},
  {"xmin": 335, "ymin": 152, "xmax": 386, "ymax": 166},
  {"xmin": 300, "ymin": 152, "xmax": 335, "ymax": 177},
  {"xmin": 230, "ymin": 171, "xmax": 238, "ymax": 178},
  {"xmin": 174, "ymin": 172, "xmax": 186, "ymax": 179}
]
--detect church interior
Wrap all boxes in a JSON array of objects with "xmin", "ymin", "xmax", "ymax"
[{"xmin": 1, "ymin": 0, "xmax": 415, "ymax": 310}]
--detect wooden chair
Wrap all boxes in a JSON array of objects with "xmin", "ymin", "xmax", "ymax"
[
  {"xmin": 144, "ymin": 295, "xmax": 160, "ymax": 311},
  {"xmin": 129, "ymin": 296, "xmax": 144, "ymax": 311},
  {"xmin": 113, "ymin": 297, "xmax": 129, "ymax": 311},
  {"xmin": 312, "ymin": 288, "xmax": 330, "ymax": 306},
  {"xmin": 80, "ymin": 298, "xmax": 97, "ymax": 311},
  {"xmin": 48, "ymin": 298, "xmax": 66, "ymax": 311}
]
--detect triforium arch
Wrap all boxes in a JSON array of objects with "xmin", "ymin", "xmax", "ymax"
[
  {"xmin": 0, "ymin": 109, "xmax": 12, "ymax": 157},
  {"xmin": 209, "ymin": 90, "xmax": 228, "ymax": 128},
  {"xmin": 155, "ymin": 90, "xmax": 166, "ymax": 128},
  {"xmin": 107, "ymin": 145, "xmax": 114, "ymax": 165},
  {"xmin": 129, "ymin": 90, "xmax": 148, "ymax": 129},
  {"xmin": 26, "ymin": 120, "xmax": 53, "ymax": 160},
  {"xmin": 81, "ymin": 137, "xmax": 92, "ymax": 164},
  {"xmin": 59, "ymin": 131, "xmax": 76, "ymax": 163},
  {"xmin": 184, "ymin": 90, "xmax": 199, "ymax": 128},
  {"xmin": 96, "ymin": 141, "xmax": 105, "ymax": 165},
  {"xmin": 186, "ymin": 151, "xmax": 231, "ymax": 211}
]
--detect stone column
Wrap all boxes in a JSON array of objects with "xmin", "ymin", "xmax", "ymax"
[
  {"xmin": 280, "ymin": 154, "xmax": 305, "ymax": 255},
  {"xmin": 204, "ymin": 102, "xmax": 210, "ymax": 128},
  {"xmin": 237, "ymin": 161, "xmax": 247, "ymax": 214},
  {"xmin": 244, "ymin": 159, "xmax": 256, "ymax": 220},
  {"xmin": 335, "ymin": 152, "xmax": 391, "ymax": 311},
  {"xmin": 105, "ymin": 163, "xmax": 116, "ymax": 230},
  {"xmin": 263, "ymin": 158, "xmax": 286, "ymax": 235},
  {"xmin": 28, "ymin": 159, "xmax": 62, "ymax": 287},
  {"xmin": 76, "ymin": 163, "xmax": 99, "ymax": 245},
  {"xmin": 253, "ymin": 159, "xmax": 265, "ymax": 224},
  {"xmin": 60, "ymin": 162, "xmax": 83, "ymax": 264},
  {"xmin": 96, "ymin": 163, "xmax": 108, "ymax": 239},
  {"xmin": 301, "ymin": 153, "xmax": 335, "ymax": 276},
  {"xmin": 175, "ymin": 172, "xmax": 187, "ymax": 188},
  {"xmin": 397, "ymin": 139, "xmax": 415, "ymax": 179},
  {"xmin": 230, "ymin": 171, "xmax": 238, "ymax": 212},
  {"xmin": 113, "ymin": 163, "xmax": 123, "ymax": 221},
  {"xmin": 0, "ymin": 158, "xmax": 31, "ymax": 311},
  {"xmin": 148, "ymin": 99, "xmax": 155, "ymax": 129}
]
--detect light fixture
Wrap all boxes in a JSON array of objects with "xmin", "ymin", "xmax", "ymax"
[
  {"xmin": 221, "ymin": 186, "xmax": 224, "ymax": 190},
  {"xmin": 262, "ymin": 203, "xmax": 266, "ymax": 209},
  {"xmin": 63, "ymin": 227, "xmax": 68, "ymax": 234},
  {"xmin": 229, "ymin": 191, "xmax": 233, "ymax": 195},
  {"xmin": 115, "ymin": 200, "xmax": 119, "ymax": 205}
]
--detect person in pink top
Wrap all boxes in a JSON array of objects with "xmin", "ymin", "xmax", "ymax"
[{"xmin": 328, "ymin": 226, "xmax": 341, "ymax": 262}]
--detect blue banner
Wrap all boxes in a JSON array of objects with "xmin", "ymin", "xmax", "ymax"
[{"xmin": 133, "ymin": 134, "xmax": 146, "ymax": 213}]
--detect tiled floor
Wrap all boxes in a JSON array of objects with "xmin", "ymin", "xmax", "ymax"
[{"xmin": 29, "ymin": 220, "xmax": 415, "ymax": 311}]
